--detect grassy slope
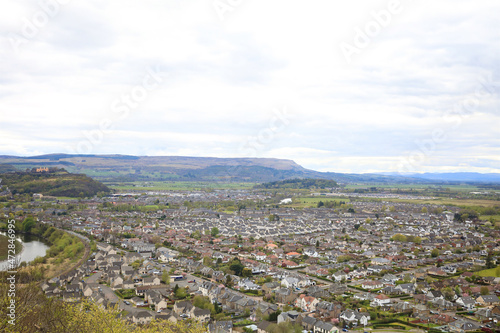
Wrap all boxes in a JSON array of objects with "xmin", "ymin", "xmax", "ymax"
[
  {"xmin": 476, "ymin": 266, "xmax": 500, "ymax": 277},
  {"xmin": 0, "ymin": 234, "xmax": 23, "ymax": 261}
]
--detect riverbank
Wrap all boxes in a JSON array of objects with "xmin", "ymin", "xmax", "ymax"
[
  {"xmin": 0, "ymin": 233, "xmax": 23, "ymax": 261},
  {"xmin": 20, "ymin": 227, "xmax": 91, "ymax": 280}
]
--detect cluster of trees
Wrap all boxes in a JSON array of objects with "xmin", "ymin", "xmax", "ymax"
[
  {"xmin": 390, "ymin": 233, "xmax": 422, "ymax": 244},
  {"xmin": 172, "ymin": 284, "xmax": 188, "ymax": 299},
  {"xmin": 192, "ymin": 295, "xmax": 222, "ymax": 316},
  {"xmin": 454, "ymin": 206, "xmax": 500, "ymax": 222},
  {"xmin": 317, "ymin": 200, "xmax": 347, "ymax": 208},
  {"xmin": 43, "ymin": 226, "xmax": 85, "ymax": 260},
  {"xmin": 1, "ymin": 170, "xmax": 110, "ymax": 197},
  {"xmin": 229, "ymin": 258, "xmax": 252, "ymax": 277}
]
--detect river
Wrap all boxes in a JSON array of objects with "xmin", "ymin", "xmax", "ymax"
[{"xmin": 0, "ymin": 231, "xmax": 50, "ymax": 271}]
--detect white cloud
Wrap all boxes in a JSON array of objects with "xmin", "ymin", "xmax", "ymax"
[{"xmin": 0, "ymin": 0, "xmax": 499, "ymax": 172}]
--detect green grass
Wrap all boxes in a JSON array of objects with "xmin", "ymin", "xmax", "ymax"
[
  {"xmin": 55, "ymin": 196, "xmax": 80, "ymax": 201},
  {"xmin": 369, "ymin": 197, "xmax": 500, "ymax": 208},
  {"xmin": 476, "ymin": 266, "xmax": 500, "ymax": 277},
  {"xmin": 345, "ymin": 183, "xmax": 484, "ymax": 191},
  {"xmin": 281, "ymin": 196, "xmax": 350, "ymax": 208}
]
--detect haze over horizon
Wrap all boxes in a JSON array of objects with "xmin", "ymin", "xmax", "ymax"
[{"xmin": 1, "ymin": 0, "xmax": 499, "ymax": 174}]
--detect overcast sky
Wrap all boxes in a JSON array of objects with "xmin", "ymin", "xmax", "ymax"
[{"xmin": 0, "ymin": 0, "xmax": 499, "ymax": 173}]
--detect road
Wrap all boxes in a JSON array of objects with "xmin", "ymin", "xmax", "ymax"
[
  {"xmin": 99, "ymin": 284, "xmax": 120, "ymax": 303},
  {"xmin": 86, "ymin": 271, "xmax": 102, "ymax": 284}
]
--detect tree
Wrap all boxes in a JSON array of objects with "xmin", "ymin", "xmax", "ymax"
[
  {"xmin": 162, "ymin": 270, "xmax": 170, "ymax": 285},
  {"xmin": 225, "ymin": 275, "xmax": 233, "ymax": 288},
  {"xmin": 481, "ymin": 286, "xmax": 490, "ymax": 295},
  {"xmin": 391, "ymin": 234, "xmax": 407, "ymax": 242},
  {"xmin": 268, "ymin": 310, "xmax": 282, "ymax": 322},
  {"xmin": 210, "ymin": 227, "xmax": 219, "ymax": 237},
  {"xmin": 442, "ymin": 286, "xmax": 455, "ymax": 301},
  {"xmin": 229, "ymin": 259, "xmax": 244, "ymax": 276},
  {"xmin": 174, "ymin": 285, "xmax": 187, "ymax": 299},
  {"xmin": 22, "ymin": 216, "xmax": 36, "ymax": 233},
  {"xmin": 431, "ymin": 248, "xmax": 439, "ymax": 258},
  {"xmin": 130, "ymin": 259, "xmax": 143, "ymax": 270},
  {"xmin": 213, "ymin": 301, "xmax": 222, "ymax": 314},
  {"xmin": 151, "ymin": 235, "xmax": 161, "ymax": 244},
  {"xmin": 242, "ymin": 268, "xmax": 252, "ymax": 278},
  {"xmin": 193, "ymin": 296, "xmax": 215, "ymax": 314},
  {"xmin": 203, "ymin": 256, "xmax": 212, "ymax": 267},
  {"xmin": 486, "ymin": 252, "xmax": 495, "ymax": 269}
]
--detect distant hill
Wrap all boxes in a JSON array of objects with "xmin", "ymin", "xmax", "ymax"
[
  {"xmin": 380, "ymin": 172, "xmax": 500, "ymax": 183},
  {"xmin": 0, "ymin": 154, "xmax": 422, "ymax": 183},
  {"xmin": 0, "ymin": 169, "xmax": 111, "ymax": 197},
  {"xmin": 0, "ymin": 154, "xmax": 498, "ymax": 184}
]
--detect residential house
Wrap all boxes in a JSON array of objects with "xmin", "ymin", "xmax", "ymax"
[
  {"xmin": 316, "ymin": 301, "xmax": 343, "ymax": 319},
  {"xmin": 340, "ymin": 310, "xmax": 370, "ymax": 326},
  {"xmin": 294, "ymin": 294, "xmax": 319, "ymax": 312},
  {"xmin": 477, "ymin": 294, "xmax": 500, "ymax": 306},
  {"xmin": 132, "ymin": 311, "xmax": 153, "ymax": 325},
  {"xmin": 456, "ymin": 296, "xmax": 476, "ymax": 310},
  {"xmin": 275, "ymin": 288, "xmax": 297, "ymax": 304},
  {"xmin": 448, "ymin": 320, "xmax": 481, "ymax": 333},
  {"xmin": 313, "ymin": 320, "xmax": 339, "ymax": 333}
]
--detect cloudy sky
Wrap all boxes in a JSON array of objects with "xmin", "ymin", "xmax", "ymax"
[{"xmin": 0, "ymin": 0, "xmax": 499, "ymax": 173}]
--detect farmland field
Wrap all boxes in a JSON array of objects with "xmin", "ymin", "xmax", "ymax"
[
  {"xmin": 282, "ymin": 196, "xmax": 350, "ymax": 208},
  {"xmin": 106, "ymin": 181, "xmax": 256, "ymax": 191},
  {"xmin": 476, "ymin": 266, "xmax": 500, "ymax": 277}
]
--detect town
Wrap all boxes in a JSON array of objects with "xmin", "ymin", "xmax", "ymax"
[{"xmin": 4, "ymin": 181, "xmax": 500, "ymax": 333}]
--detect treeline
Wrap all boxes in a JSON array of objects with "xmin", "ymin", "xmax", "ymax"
[
  {"xmin": 255, "ymin": 178, "xmax": 339, "ymax": 189},
  {"xmin": 0, "ymin": 170, "xmax": 110, "ymax": 197},
  {"xmin": 454, "ymin": 205, "xmax": 500, "ymax": 221},
  {"xmin": 390, "ymin": 233, "xmax": 422, "ymax": 244},
  {"xmin": 317, "ymin": 200, "xmax": 347, "ymax": 208}
]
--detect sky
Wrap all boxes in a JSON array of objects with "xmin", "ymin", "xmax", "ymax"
[{"xmin": 0, "ymin": 0, "xmax": 499, "ymax": 174}]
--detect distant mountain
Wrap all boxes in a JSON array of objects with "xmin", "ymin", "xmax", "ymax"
[
  {"xmin": 1, "ymin": 154, "xmax": 498, "ymax": 184},
  {"xmin": 390, "ymin": 172, "xmax": 500, "ymax": 183}
]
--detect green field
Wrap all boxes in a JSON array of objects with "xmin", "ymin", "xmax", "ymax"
[
  {"xmin": 106, "ymin": 181, "xmax": 257, "ymax": 191},
  {"xmin": 345, "ymin": 183, "xmax": 481, "ymax": 190},
  {"xmin": 476, "ymin": 266, "xmax": 500, "ymax": 277},
  {"xmin": 0, "ymin": 234, "xmax": 23, "ymax": 261},
  {"xmin": 282, "ymin": 196, "xmax": 350, "ymax": 208},
  {"xmin": 362, "ymin": 197, "xmax": 500, "ymax": 208}
]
